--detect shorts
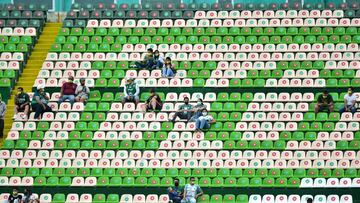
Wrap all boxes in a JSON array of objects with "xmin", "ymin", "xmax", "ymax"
[
  {"xmin": 123, "ymin": 95, "xmax": 139, "ymax": 102},
  {"xmin": 76, "ymin": 93, "xmax": 88, "ymax": 100},
  {"xmin": 146, "ymin": 103, "xmax": 162, "ymax": 111},
  {"xmin": 16, "ymin": 103, "xmax": 29, "ymax": 112},
  {"xmin": 319, "ymin": 104, "xmax": 330, "ymax": 111}
]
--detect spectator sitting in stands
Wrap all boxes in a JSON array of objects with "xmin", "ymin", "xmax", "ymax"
[
  {"xmin": 31, "ymin": 85, "xmax": 52, "ymax": 120},
  {"xmin": 195, "ymin": 109, "xmax": 216, "ymax": 132},
  {"xmin": 144, "ymin": 88, "xmax": 162, "ymax": 112},
  {"xmin": 162, "ymin": 57, "xmax": 176, "ymax": 77},
  {"xmin": 314, "ymin": 90, "xmax": 334, "ymax": 114},
  {"xmin": 182, "ymin": 177, "xmax": 203, "ymax": 203},
  {"xmin": 0, "ymin": 94, "xmax": 5, "ymax": 138},
  {"xmin": 168, "ymin": 178, "xmax": 183, "ymax": 203},
  {"xmin": 152, "ymin": 50, "xmax": 164, "ymax": 69},
  {"xmin": 170, "ymin": 97, "xmax": 193, "ymax": 122},
  {"xmin": 189, "ymin": 99, "xmax": 207, "ymax": 122},
  {"xmin": 58, "ymin": 76, "xmax": 77, "ymax": 104},
  {"xmin": 340, "ymin": 87, "xmax": 357, "ymax": 114},
  {"xmin": 13, "ymin": 87, "xmax": 30, "ymax": 120},
  {"xmin": 131, "ymin": 48, "xmax": 155, "ymax": 69},
  {"xmin": 75, "ymin": 78, "xmax": 90, "ymax": 103},
  {"xmin": 22, "ymin": 188, "xmax": 39, "ymax": 203},
  {"xmin": 7, "ymin": 188, "xmax": 22, "ymax": 203},
  {"xmin": 122, "ymin": 78, "xmax": 140, "ymax": 106}
]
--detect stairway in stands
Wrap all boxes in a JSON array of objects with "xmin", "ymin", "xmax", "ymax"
[{"xmin": 2, "ymin": 23, "xmax": 61, "ymax": 143}]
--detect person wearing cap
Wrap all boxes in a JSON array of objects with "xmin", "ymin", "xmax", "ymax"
[
  {"xmin": 122, "ymin": 78, "xmax": 140, "ymax": 105},
  {"xmin": 58, "ymin": 76, "xmax": 77, "ymax": 104},
  {"xmin": 75, "ymin": 78, "xmax": 90, "ymax": 103},
  {"xmin": 0, "ymin": 94, "xmax": 6, "ymax": 138},
  {"xmin": 31, "ymin": 85, "xmax": 52, "ymax": 120}
]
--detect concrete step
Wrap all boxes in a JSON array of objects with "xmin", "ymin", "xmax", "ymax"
[{"xmin": 46, "ymin": 23, "xmax": 62, "ymax": 27}]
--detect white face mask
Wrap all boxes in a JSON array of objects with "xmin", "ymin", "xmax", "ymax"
[{"xmin": 202, "ymin": 112, "xmax": 208, "ymax": 116}]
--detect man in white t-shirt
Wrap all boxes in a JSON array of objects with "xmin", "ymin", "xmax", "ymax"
[
  {"xmin": 340, "ymin": 87, "xmax": 357, "ymax": 114},
  {"xmin": 181, "ymin": 177, "xmax": 203, "ymax": 203}
]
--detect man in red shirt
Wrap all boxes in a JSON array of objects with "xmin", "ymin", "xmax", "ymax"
[{"xmin": 58, "ymin": 76, "xmax": 77, "ymax": 104}]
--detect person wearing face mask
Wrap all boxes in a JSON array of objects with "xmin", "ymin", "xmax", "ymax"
[
  {"xmin": 168, "ymin": 178, "xmax": 183, "ymax": 203},
  {"xmin": 315, "ymin": 90, "xmax": 334, "ymax": 114},
  {"xmin": 340, "ymin": 87, "xmax": 357, "ymax": 114},
  {"xmin": 31, "ymin": 85, "xmax": 52, "ymax": 120},
  {"xmin": 195, "ymin": 109, "xmax": 216, "ymax": 132},
  {"xmin": 75, "ymin": 78, "xmax": 90, "ymax": 103},
  {"xmin": 152, "ymin": 50, "xmax": 164, "ymax": 69},
  {"xmin": 22, "ymin": 188, "xmax": 39, "ymax": 203},
  {"xmin": 0, "ymin": 94, "xmax": 6, "ymax": 138},
  {"xmin": 170, "ymin": 97, "xmax": 193, "ymax": 122},
  {"xmin": 182, "ymin": 177, "xmax": 203, "ymax": 203},
  {"xmin": 7, "ymin": 188, "xmax": 22, "ymax": 203},
  {"xmin": 189, "ymin": 99, "xmax": 207, "ymax": 122},
  {"xmin": 58, "ymin": 76, "xmax": 77, "ymax": 104},
  {"xmin": 13, "ymin": 87, "xmax": 30, "ymax": 120},
  {"xmin": 162, "ymin": 57, "xmax": 176, "ymax": 77}
]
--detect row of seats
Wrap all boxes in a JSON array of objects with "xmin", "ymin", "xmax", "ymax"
[
  {"xmin": 2, "ymin": 148, "xmax": 359, "ymax": 160},
  {"xmin": 0, "ymin": 19, "xmax": 43, "ymax": 28},
  {"xmin": 0, "ymin": 10, "xmax": 46, "ymax": 19},
  {"xmin": 36, "ymin": 69, "xmax": 359, "ymax": 81},
  {"xmin": 49, "ymin": 37, "xmax": 360, "ymax": 50},
  {"xmin": 0, "ymin": 3, "xmax": 48, "ymax": 11},
  {"xmin": 1, "ymin": 193, "xmax": 350, "ymax": 203},
  {"xmin": 119, "ymin": 43, "xmax": 360, "ymax": 52},
  {"xmin": 58, "ymin": 27, "xmax": 360, "ymax": 37},
  {"xmin": 2, "ymin": 163, "xmax": 359, "ymax": 177},
  {"xmin": 0, "ymin": 27, "xmax": 37, "ymax": 36},
  {"xmin": 66, "ymin": 10, "xmax": 347, "ymax": 20},
  {"xmin": 34, "ymin": 77, "xmax": 342, "ymax": 88},
  {"xmin": 38, "ymin": 67, "xmax": 360, "ymax": 81},
  {"xmin": 39, "ymin": 60, "xmax": 349, "ymax": 71},
  {"xmin": 61, "ymin": 18, "xmax": 360, "ymax": 28},
  {"xmin": 5, "ymin": 127, "xmax": 359, "ymax": 141},
  {"xmin": 70, "ymin": 1, "xmax": 359, "ymax": 11},
  {"xmin": 4, "ymin": 136, "xmax": 359, "ymax": 150},
  {"xmin": 1, "ymin": 175, "xmax": 360, "ymax": 188}
]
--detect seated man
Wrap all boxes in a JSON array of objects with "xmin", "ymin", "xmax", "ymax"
[
  {"xmin": 195, "ymin": 109, "xmax": 216, "ymax": 132},
  {"xmin": 314, "ymin": 90, "xmax": 334, "ymax": 114},
  {"xmin": 340, "ymin": 87, "xmax": 357, "ymax": 114},
  {"xmin": 170, "ymin": 97, "xmax": 193, "ymax": 122},
  {"xmin": 58, "ymin": 76, "xmax": 77, "ymax": 104},
  {"xmin": 75, "ymin": 78, "xmax": 90, "ymax": 103},
  {"xmin": 122, "ymin": 78, "xmax": 140, "ymax": 105},
  {"xmin": 144, "ymin": 89, "xmax": 162, "ymax": 112},
  {"xmin": 31, "ymin": 85, "xmax": 52, "ymax": 120},
  {"xmin": 131, "ymin": 48, "xmax": 155, "ymax": 69},
  {"xmin": 13, "ymin": 87, "xmax": 30, "ymax": 119},
  {"xmin": 168, "ymin": 178, "xmax": 183, "ymax": 203},
  {"xmin": 182, "ymin": 177, "xmax": 203, "ymax": 203}
]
